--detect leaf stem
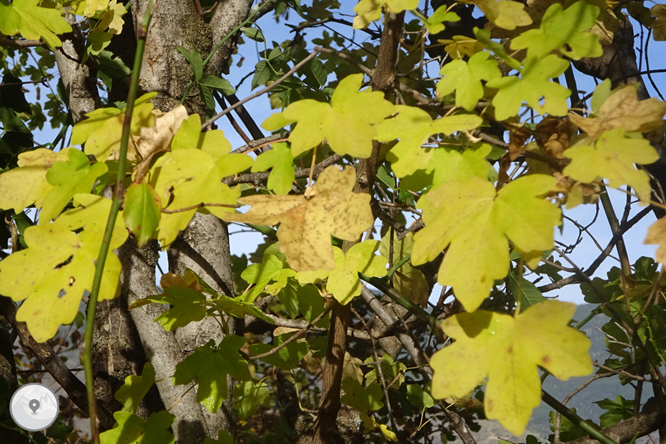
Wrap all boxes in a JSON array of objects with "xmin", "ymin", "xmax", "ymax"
[
  {"xmin": 386, "ymin": 253, "xmax": 411, "ymax": 279},
  {"xmin": 82, "ymin": 2, "xmax": 154, "ymax": 442},
  {"xmin": 541, "ymin": 391, "xmax": 619, "ymax": 444}
]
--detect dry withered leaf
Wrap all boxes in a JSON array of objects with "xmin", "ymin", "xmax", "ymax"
[
  {"xmin": 536, "ymin": 116, "xmax": 577, "ymax": 158},
  {"xmin": 508, "ymin": 127, "xmax": 531, "ymax": 160},
  {"xmin": 136, "ymin": 105, "xmax": 189, "ymax": 159},
  {"xmin": 569, "ymin": 86, "xmax": 666, "ymax": 138},
  {"xmin": 223, "ymin": 166, "xmax": 373, "ymax": 272}
]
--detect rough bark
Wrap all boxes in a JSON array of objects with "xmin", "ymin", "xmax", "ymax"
[
  {"xmin": 54, "ymin": 14, "xmax": 102, "ymax": 123},
  {"xmin": 131, "ymin": 0, "xmax": 212, "ymax": 115},
  {"xmin": 206, "ymin": 0, "xmax": 254, "ymax": 77},
  {"xmin": 118, "ymin": 239, "xmax": 209, "ymax": 444},
  {"xmin": 0, "ymin": 297, "xmax": 28, "ymax": 444},
  {"xmin": 168, "ymin": 213, "xmax": 236, "ymax": 437}
]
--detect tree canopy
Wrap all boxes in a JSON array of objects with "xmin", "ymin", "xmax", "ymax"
[{"xmin": 1, "ymin": 1, "xmax": 666, "ymax": 444}]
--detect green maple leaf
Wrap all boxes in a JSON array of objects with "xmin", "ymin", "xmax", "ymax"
[
  {"xmin": 223, "ymin": 166, "xmax": 373, "ymax": 272},
  {"xmin": 0, "ymin": 0, "xmax": 71, "ymax": 48},
  {"xmin": 412, "ymin": 175, "xmax": 560, "ymax": 311},
  {"xmin": 431, "ymin": 301, "xmax": 592, "ymax": 435},
  {"xmin": 100, "ymin": 411, "xmax": 175, "ymax": 444},
  {"xmin": 0, "ymin": 148, "xmax": 74, "ymax": 214},
  {"xmin": 204, "ymin": 431, "xmax": 234, "ymax": 444},
  {"xmin": 150, "ymin": 114, "xmax": 252, "ymax": 247},
  {"xmin": 173, "ymin": 337, "xmax": 252, "ymax": 413},
  {"xmin": 115, "ymin": 363, "xmax": 156, "ymax": 413},
  {"xmin": 262, "ymin": 74, "xmax": 395, "ymax": 158},
  {"xmin": 298, "ymin": 240, "xmax": 388, "ymax": 305},
  {"xmin": 474, "ymin": 0, "xmax": 532, "ymax": 30},
  {"xmin": 437, "ymin": 52, "xmax": 501, "ymax": 111},
  {"xmin": 123, "ymin": 182, "xmax": 162, "ymax": 247},
  {"xmin": 251, "ymin": 142, "xmax": 295, "ymax": 195},
  {"xmin": 374, "ymin": 106, "xmax": 483, "ymax": 177},
  {"xmin": 353, "ymin": 0, "xmax": 420, "ymax": 29},
  {"xmin": 563, "ymin": 127, "xmax": 659, "ymax": 204},
  {"xmin": 511, "ymin": 1, "xmax": 602, "ymax": 60},
  {"xmin": 420, "ymin": 6, "xmax": 460, "ymax": 34},
  {"xmin": 426, "ymin": 144, "xmax": 492, "ymax": 187},
  {"xmin": 0, "ymin": 194, "xmax": 127, "ymax": 342},
  {"xmin": 232, "ymin": 381, "xmax": 271, "ymax": 421},
  {"xmin": 144, "ymin": 287, "xmax": 207, "ymax": 331},
  {"xmin": 71, "ymin": 93, "xmax": 156, "ymax": 161},
  {"xmin": 249, "ymin": 333, "xmax": 309, "ymax": 370},
  {"xmin": 340, "ymin": 379, "xmax": 384, "ymax": 412},
  {"xmin": 240, "ymin": 254, "xmax": 284, "ymax": 301},
  {"xmin": 365, "ymin": 354, "xmax": 406, "ymax": 389},
  {"xmin": 43, "ymin": 148, "xmax": 108, "ymax": 222},
  {"xmin": 487, "ymin": 55, "xmax": 571, "ymax": 120}
]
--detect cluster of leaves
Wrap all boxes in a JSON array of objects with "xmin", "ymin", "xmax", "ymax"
[{"xmin": 2, "ymin": 0, "xmax": 666, "ymax": 443}]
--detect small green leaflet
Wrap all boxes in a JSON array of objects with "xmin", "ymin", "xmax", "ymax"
[
  {"xmin": 115, "ymin": 363, "xmax": 156, "ymax": 413},
  {"xmin": 124, "ymin": 182, "xmax": 161, "ymax": 247},
  {"xmin": 232, "ymin": 381, "xmax": 271, "ymax": 420},
  {"xmin": 249, "ymin": 332, "xmax": 309, "ymax": 370},
  {"xmin": 100, "ymin": 411, "xmax": 175, "ymax": 444},
  {"xmin": 340, "ymin": 379, "xmax": 384, "ymax": 412},
  {"xmin": 173, "ymin": 337, "xmax": 252, "ymax": 413},
  {"xmin": 44, "ymin": 148, "xmax": 108, "ymax": 222},
  {"xmin": 251, "ymin": 142, "xmax": 295, "ymax": 195},
  {"xmin": 144, "ymin": 287, "xmax": 207, "ymax": 331}
]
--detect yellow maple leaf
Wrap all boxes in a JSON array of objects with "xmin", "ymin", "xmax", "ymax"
[
  {"xmin": 150, "ymin": 114, "xmax": 252, "ymax": 247},
  {"xmin": 431, "ymin": 300, "xmax": 592, "ymax": 435},
  {"xmin": 563, "ymin": 127, "xmax": 659, "ymax": 204},
  {"xmin": 0, "ymin": 148, "xmax": 69, "ymax": 214},
  {"xmin": 474, "ymin": 0, "xmax": 533, "ymax": 30},
  {"xmin": 71, "ymin": 92, "xmax": 156, "ymax": 161},
  {"xmin": 644, "ymin": 217, "xmax": 666, "ymax": 264},
  {"xmin": 352, "ymin": 0, "xmax": 420, "ymax": 29},
  {"xmin": 652, "ymin": 5, "xmax": 666, "ymax": 41},
  {"xmin": 0, "ymin": 0, "xmax": 72, "ymax": 48},
  {"xmin": 568, "ymin": 85, "xmax": 666, "ymax": 138},
  {"xmin": 262, "ymin": 74, "xmax": 395, "ymax": 158},
  {"xmin": 412, "ymin": 175, "xmax": 560, "ymax": 311},
  {"xmin": 0, "ymin": 194, "xmax": 126, "ymax": 342},
  {"xmin": 374, "ymin": 106, "xmax": 483, "ymax": 177},
  {"xmin": 223, "ymin": 166, "xmax": 374, "ymax": 272},
  {"xmin": 298, "ymin": 240, "xmax": 387, "ymax": 304}
]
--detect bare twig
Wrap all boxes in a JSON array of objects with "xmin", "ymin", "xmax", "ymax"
[{"xmin": 202, "ymin": 49, "xmax": 322, "ymax": 130}]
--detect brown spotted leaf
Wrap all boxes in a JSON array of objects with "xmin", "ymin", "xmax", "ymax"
[
  {"xmin": 222, "ymin": 166, "xmax": 373, "ymax": 272},
  {"xmin": 569, "ymin": 85, "xmax": 666, "ymax": 138}
]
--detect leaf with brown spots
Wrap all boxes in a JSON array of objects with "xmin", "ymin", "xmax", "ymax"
[
  {"xmin": 568, "ymin": 84, "xmax": 666, "ymax": 139},
  {"xmin": 431, "ymin": 300, "xmax": 592, "ymax": 436},
  {"xmin": 222, "ymin": 166, "xmax": 373, "ymax": 272}
]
